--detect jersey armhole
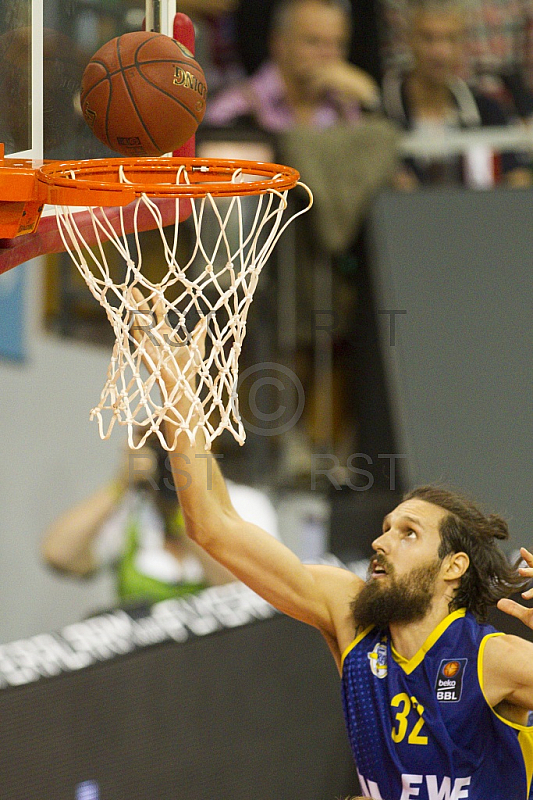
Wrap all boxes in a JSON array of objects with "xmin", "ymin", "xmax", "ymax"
[
  {"xmin": 477, "ymin": 632, "xmax": 532, "ymax": 729},
  {"xmin": 478, "ymin": 632, "xmax": 533, "ymax": 795},
  {"xmin": 341, "ymin": 625, "xmax": 374, "ymax": 672}
]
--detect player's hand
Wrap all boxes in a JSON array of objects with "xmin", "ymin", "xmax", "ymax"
[
  {"xmin": 308, "ymin": 61, "xmax": 380, "ymax": 109},
  {"xmin": 129, "ymin": 287, "xmax": 207, "ymax": 395},
  {"xmin": 497, "ymin": 547, "xmax": 533, "ymax": 628}
]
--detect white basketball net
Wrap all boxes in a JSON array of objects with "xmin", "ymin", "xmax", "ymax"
[{"xmin": 53, "ymin": 164, "xmax": 312, "ymax": 450}]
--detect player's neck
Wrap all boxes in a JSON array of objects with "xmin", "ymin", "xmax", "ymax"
[{"xmin": 388, "ymin": 596, "xmax": 453, "ymax": 661}]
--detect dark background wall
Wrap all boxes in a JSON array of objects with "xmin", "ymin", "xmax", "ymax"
[
  {"xmin": 368, "ymin": 187, "xmax": 533, "ymax": 552},
  {"xmin": 0, "ymin": 612, "xmax": 358, "ymax": 800}
]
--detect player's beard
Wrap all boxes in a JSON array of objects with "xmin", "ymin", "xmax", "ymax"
[{"xmin": 350, "ymin": 555, "xmax": 443, "ymax": 632}]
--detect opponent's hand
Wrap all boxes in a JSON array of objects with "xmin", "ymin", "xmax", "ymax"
[{"xmin": 497, "ymin": 547, "xmax": 533, "ymax": 628}]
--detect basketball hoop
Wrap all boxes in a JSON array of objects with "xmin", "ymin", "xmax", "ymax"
[{"xmin": 33, "ymin": 156, "xmax": 312, "ymax": 450}]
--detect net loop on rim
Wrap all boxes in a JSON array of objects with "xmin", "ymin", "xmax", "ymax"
[{"xmin": 48, "ymin": 157, "xmax": 312, "ymax": 450}]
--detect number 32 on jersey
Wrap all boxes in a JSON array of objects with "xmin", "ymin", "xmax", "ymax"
[{"xmin": 391, "ymin": 693, "xmax": 428, "ymax": 745}]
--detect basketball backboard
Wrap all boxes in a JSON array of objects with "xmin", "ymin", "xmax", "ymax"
[
  {"xmin": 0, "ymin": 1, "xmax": 177, "ymax": 163},
  {"xmin": 0, "ymin": 0, "xmax": 186, "ymax": 270},
  {"xmin": 0, "ymin": 1, "xmax": 40, "ymax": 158}
]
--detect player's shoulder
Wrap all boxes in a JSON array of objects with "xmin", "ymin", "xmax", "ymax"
[
  {"xmin": 305, "ymin": 563, "xmax": 364, "ymax": 665},
  {"xmin": 481, "ymin": 631, "xmax": 533, "ymax": 709},
  {"xmin": 481, "ymin": 631, "xmax": 533, "ymax": 689},
  {"xmin": 483, "ymin": 631, "xmax": 533, "ymax": 661}
]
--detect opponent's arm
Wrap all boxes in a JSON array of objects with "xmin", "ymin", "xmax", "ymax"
[
  {"xmin": 131, "ymin": 290, "xmax": 362, "ymax": 655},
  {"xmin": 483, "ymin": 547, "xmax": 533, "ymax": 710}
]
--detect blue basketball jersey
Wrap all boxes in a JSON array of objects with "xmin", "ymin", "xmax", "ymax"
[{"xmin": 341, "ymin": 608, "xmax": 533, "ymax": 800}]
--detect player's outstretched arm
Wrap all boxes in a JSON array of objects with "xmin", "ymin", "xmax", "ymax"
[{"xmin": 130, "ymin": 289, "xmax": 363, "ymax": 655}]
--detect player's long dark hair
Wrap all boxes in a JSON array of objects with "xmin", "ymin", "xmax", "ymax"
[{"xmin": 404, "ymin": 485, "xmax": 528, "ymax": 621}]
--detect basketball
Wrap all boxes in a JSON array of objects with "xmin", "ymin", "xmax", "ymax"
[{"xmin": 80, "ymin": 31, "xmax": 207, "ymax": 157}]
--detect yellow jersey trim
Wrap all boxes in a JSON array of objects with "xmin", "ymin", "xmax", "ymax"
[
  {"xmin": 341, "ymin": 625, "xmax": 374, "ymax": 671},
  {"xmin": 391, "ymin": 608, "xmax": 467, "ymax": 675},
  {"xmin": 518, "ymin": 730, "xmax": 533, "ymax": 798},
  {"xmin": 478, "ymin": 632, "xmax": 533, "ymax": 796},
  {"xmin": 477, "ymin": 633, "xmax": 532, "ymax": 729},
  {"xmin": 341, "ymin": 608, "xmax": 468, "ymax": 675}
]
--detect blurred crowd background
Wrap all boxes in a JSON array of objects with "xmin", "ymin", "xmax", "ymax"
[{"xmin": 0, "ymin": 0, "xmax": 532, "ymax": 644}]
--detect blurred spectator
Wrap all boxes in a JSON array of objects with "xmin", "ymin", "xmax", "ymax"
[
  {"xmin": 206, "ymin": 0, "xmax": 381, "ymax": 130},
  {"xmin": 234, "ymin": 0, "xmax": 383, "ymax": 82},
  {"xmin": 42, "ymin": 434, "xmax": 280, "ymax": 608},
  {"xmin": 121, "ymin": 0, "xmax": 241, "ymax": 94},
  {"xmin": 177, "ymin": 0, "xmax": 242, "ymax": 94},
  {"xmin": 180, "ymin": 0, "xmax": 237, "ymax": 12},
  {"xmin": 381, "ymin": 0, "xmax": 533, "ymax": 118},
  {"xmin": 204, "ymin": 0, "xmax": 399, "ymax": 486},
  {"xmin": 381, "ymin": 0, "xmax": 532, "ymax": 187}
]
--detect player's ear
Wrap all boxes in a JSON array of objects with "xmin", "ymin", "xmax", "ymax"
[{"xmin": 443, "ymin": 551, "xmax": 469, "ymax": 581}]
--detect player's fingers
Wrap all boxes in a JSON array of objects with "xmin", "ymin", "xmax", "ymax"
[
  {"xmin": 522, "ymin": 586, "xmax": 533, "ymax": 599},
  {"xmin": 152, "ymin": 292, "xmax": 167, "ymax": 327},
  {"xmin": 517, "ymin": 546, "xmax": 533, "ymax": 584},
  {"xmin": 130, "ymin": 286, "xmax": 149, "ymax": 314},
  {"xmin": 128, "ymin": 287, "xmax": 161, "ymax": 369},
  {"xmin": 191, "ymin": 317, "xmax": 207, "ymax": 361},
  {"xmin": 497, "ymin": 598, "xmax": 532, "ymax": 624},
  {"xmin": 129, "ymin": 287, "xmax": 153, "ymax": 342}
]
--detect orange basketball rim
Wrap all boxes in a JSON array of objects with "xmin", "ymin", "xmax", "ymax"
[
  {"xmin": 0, "ymin": 144, "xmax": 313, "ymax": 451},
  {"xmin": 0, "ymin": 144, "xmax": 302, "ymax": 240}
]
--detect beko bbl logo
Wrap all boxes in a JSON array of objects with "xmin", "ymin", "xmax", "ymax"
[{"xmin": 435, "ymin": 658, "xmax": 467, "ymax": 701}]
